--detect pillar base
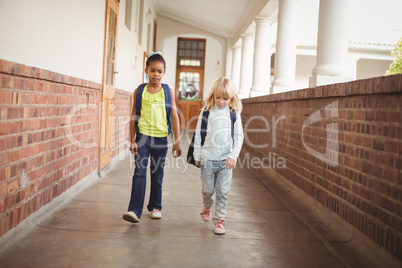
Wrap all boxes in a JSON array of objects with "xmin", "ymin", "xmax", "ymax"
[
  {"xmin": 238, "ymin": 89, "xmax": 250, "ymax": 99},
  {"xmin": 249, "ymin": 86, "xmax": 269, "ymax": 98},
  {"xmin": 309, "ymin": 75, "xmax": 353, "ymax": 88},
  {"xmin": 239, "ymin": 94, "xmax": 250, "ymax": 99},
  {"xmin": 271, "ymin": 85, "xmax": 296, "ymax": 94},
  {"xmin": 249, "ymin": 91, "xmax": 268, "ymax": 98}
]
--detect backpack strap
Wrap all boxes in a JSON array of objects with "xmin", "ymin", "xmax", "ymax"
[
  {"xmin": 162, "ymin": 83, "xmax": 172, "ymax": 134},
  {"xmin": 200, "ymin": 108, "xmax": 236, "ymax": 145},
  {"xmin": 230, "ymin": 109, "xmax": 237, "ymax": 139},
  {"xmin": 200, "ymin": 110, "xmax": 210, "ymax": 146},
  {"xmin": 135, "ymin": 83, "xmax": 146, "ymax": 117},
  {"xmin": 134, "ymin": 83, "xmax": 146, "ymax": 134}
]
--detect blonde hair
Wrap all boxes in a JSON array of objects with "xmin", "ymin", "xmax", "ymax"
[{"xmin": 204, "ymin": 77, "xmax": 242, "ymax": 113}]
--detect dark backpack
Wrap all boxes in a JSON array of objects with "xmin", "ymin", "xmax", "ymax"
[
  {"xmin": 135, "ymin": 83, "xmax": 172, "ymax": 134},
  {"xmin": 187, "ymin": 109, "xmax": 236, "ymax": 167}
]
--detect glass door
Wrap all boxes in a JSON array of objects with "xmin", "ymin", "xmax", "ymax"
[{"xmin": 175, "ymin": 38, "xmax": 206, "ymax": 130}]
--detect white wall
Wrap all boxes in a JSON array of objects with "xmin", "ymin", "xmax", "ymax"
[
  {"xmin": 291, "ymin": 53, "xmax": 392, "ymax": 90},
  {"xmin": 0, "ymin": 0, "xmax": 157, "ymax": 92},
  {"xmin": 0, "ymin": 0, "xmax": 105, "ymax": 83},
  {"xmin": 357, "ymin": 59, "xmax": 392, "ymax": 80},
  {"xmin": 156, "ymin": 16, "xmax": 226, "ymax": 100}
]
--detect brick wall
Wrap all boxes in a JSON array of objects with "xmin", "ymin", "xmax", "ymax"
[
  {"xmin": 113, "ymin": 89, "xmax": 132, "ymax": 159},
  {"xmin": 240, "ymin": 74, "xmax": 402, "ymax": 258},
  {"xmin": 0, "ymin": 59, "xmax": 132, "ymax": 237}
]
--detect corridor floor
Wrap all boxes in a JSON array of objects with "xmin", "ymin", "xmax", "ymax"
[{"xmin": 0, "ymin": 134, "xmax": 399, "ymax": 268}]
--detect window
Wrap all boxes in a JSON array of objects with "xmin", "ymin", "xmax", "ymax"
[
  {"xmin": 178, "ymin": 72, "xmax": 200, "ymax": 100},
  {"xmin": 176, "ymin": 38, "xmax": 206, "ymax": 101},
  {"xmin": 177, "ymin": 39, "xmax": 205, "ymax": 67},
  {"xmin": 106, "ymin": 8, "xmax": 118, "ymax": 85}
]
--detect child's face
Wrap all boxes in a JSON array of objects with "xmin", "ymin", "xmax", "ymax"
[
  {"xmin": 214, "ymin": 94, "xmax": 231, "ymax": 109},
  {"xmin": 145, "ymin": 61, "xmax": 165, "ymax": 84}
]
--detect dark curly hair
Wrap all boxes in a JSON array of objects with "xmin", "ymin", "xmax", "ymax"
[{"xmin": 146, "ymin": 53, "xmax": 166, "ymax": 70}]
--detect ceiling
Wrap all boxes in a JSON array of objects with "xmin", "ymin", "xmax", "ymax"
[
  {"xmin": 153, "ymin": 0, "xmax": 275, "ymax": 40},
  {"xmin": 152, "ymin": 0, "xmax": 402, "ymax": 47}
]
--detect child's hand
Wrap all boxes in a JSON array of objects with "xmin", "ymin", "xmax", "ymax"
[
  {"xmin": 226, "ymin": 158, "xmax": 236, "ymax": 169},
  {"xmin": 130, "ymin": 142, "xmax": 138, "ymax": 154},
  {"xmin": 172, "ymin": 143, "xmax": 181, "ymax": 158},
  {"xmin": 196, "ymin": 161, "xmax": 201, "ymax": 167}
]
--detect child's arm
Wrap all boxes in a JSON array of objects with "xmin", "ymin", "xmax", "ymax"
[
  {"xmin": 170, "ymin": 87, "xmax": 181, "ymax": 158},
  {"xmin": 129, "ymin": 88, "xmax": 138, "ymax": 154},
  {"xmin": 226, "ymin": 113, "xmax": 244, "ymax": 169}
]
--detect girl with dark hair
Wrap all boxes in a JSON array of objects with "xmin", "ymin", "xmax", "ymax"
[{"xmin": 123, "ymin": 52, "xmax": 181, "ymax": 223}]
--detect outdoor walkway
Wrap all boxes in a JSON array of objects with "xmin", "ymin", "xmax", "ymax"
[{"xmin": 0, "ymin": 134, "xmax": 399, "ymax": 268}]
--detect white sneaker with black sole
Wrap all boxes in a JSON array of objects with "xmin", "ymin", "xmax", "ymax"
[{"xmin": 122, "ymin": 211, "xmax": 139, "ymax": 223}]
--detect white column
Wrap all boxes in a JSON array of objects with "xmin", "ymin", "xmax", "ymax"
[
  {"xmin": 271, "ymin": 0, "xmax": 298, "ymax": 94},
  {"xmin": 309, "ymin": 0, "xmax": 352, "ymax": 87},
  {"xmin": 250, "ymin": 17, "xmax": 273, "ymax": 97},
  {"xmin": 347, "ymin": 56, "xmax": 358, "ymax": 80},
  {"xmin": 225, "ymin": 40, "xmax": 233, "ymax": 78},
  {"xmin": 238, "ymin": 34, "xmax": 254, "ymax": 98},
  {"xmin": 231, "ymin": 45, "xmax": 242, "ymax": 92}
]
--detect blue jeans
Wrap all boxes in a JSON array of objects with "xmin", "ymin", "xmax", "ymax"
[
  {"xmin": 201, "ymin": 159, "xmax": 233, "ymax": 223},
  {"xmin": 127, "ymin": 134, "xmax": 168, "ymax": 218}
]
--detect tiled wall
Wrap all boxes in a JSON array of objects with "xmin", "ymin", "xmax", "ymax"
[
  {"xmin": 0, "ymin": 60, "xmax": 132, "ymax": 236},
  {"xmin": 240, "ymin": 74, "xmax": 402, "ymax": 258}
]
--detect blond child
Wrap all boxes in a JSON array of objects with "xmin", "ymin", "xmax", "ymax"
[{"xmin": 194, "ymin": 77, "xmax": 244, "ymax": 235}]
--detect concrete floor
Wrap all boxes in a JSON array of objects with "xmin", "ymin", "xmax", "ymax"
[{"xmin": 0, "ymin": 135, "xmax": 400, "ymax": 268}]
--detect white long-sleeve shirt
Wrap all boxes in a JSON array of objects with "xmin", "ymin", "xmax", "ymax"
[{"xmin": 194, "ymin": 105, "xmax": 244, "ymax": 162}]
